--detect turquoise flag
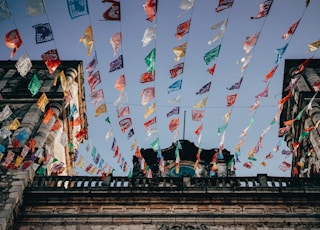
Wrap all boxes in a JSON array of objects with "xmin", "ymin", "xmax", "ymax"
[
  {"xmin": 275, "ymin": 43, "xmax": 288, "ymax": 64},
  {"xmin": 168, "ymin": 79, "xmax": 182, "ymax": 93},
  {"xmin": 204, "ymin": 44, "xmax": 221, "ymax": 65}
]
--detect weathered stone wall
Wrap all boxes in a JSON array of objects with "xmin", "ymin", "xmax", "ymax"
[
  {"xmin": 0, "ymin": 168, "xmax": 34, "ymax": 230},
  {"xmin": 14, "ymin": 175, "xmax": 320, "ymax": 230}
]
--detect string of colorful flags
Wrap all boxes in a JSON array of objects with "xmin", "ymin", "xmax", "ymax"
[{"xmin": 1, "ymin": 0, "xmax": 320, "ymax": 177}]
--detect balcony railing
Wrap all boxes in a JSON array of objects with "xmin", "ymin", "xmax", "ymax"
[{"xmin": 27, "ymin": 174, "xmax": 320, "ymax": 193}]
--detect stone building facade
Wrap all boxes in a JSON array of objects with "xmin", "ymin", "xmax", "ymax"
[
  {"xmin": 280, "ymin": 59, "xmax": 320, "ymax": 177},
  {"xmin": 0, "ymin": 60, "xmax": 88, "ymax": 176}
]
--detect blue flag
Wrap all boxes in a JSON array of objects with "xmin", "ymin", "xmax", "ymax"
[
  {"xmin": 168, "ymin": 79, "xmax": 182, "ymax": 93},
  {"xmin": 67, "ymin": 0, "xmax": 89, "ymax": 19}
]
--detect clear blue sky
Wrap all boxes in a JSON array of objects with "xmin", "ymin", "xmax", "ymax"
[{"xmin": 0, "ymin": 0, "xmax": 319, "ymax": 177}]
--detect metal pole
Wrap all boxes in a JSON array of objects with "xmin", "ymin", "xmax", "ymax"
[{"xmin": 183, "ymin": 110, "xmax": 186, "ymax": 140}]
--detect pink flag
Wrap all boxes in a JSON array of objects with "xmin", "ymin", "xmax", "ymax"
[
  {"xmin": 243, "ymin": 32, "xmax": 260, "ymax": 54},
  {"xmin": 141, "ymin": 87, "xmax": 155, "ymax": 106},
  {"xmin": 169, "ymin": 118, "xmax": 179, "ymax": 132},
  {"xmin": 110, "ymin": 32, "xmax": 122, "ymax": 56},
  {"xmin": 90, "ymin": 89, "xmax": 104, "ymax": 105},
  {"xmin": 255, "ymin": 84, "xmax": 269, "ymax": 98},
  {"xmin": 114, "ymin": 74, "xmax": 126, "ymax": 91},
  {"xmin": 116, "ymin": 106, "xmax": 130, "ymax": 118},
  {"xmin": 191, "ymin": 110, "xmax": 205, "ymax": 121},
  {"xmin": 87, "ymin": 71, "xmax": 101, "ymax": 93}
]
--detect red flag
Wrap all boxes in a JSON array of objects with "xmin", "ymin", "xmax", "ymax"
[
  {"xmin": 119, "ymin": 118, "xmax": 132, "ymax": 133},
  {"xmin": 5, "ymin": 29, "xmax": 23, "ymax": 58},
  {"xmin": 194, "ymin": 123, "xmax": 203, "ymax": 135},
  {"xmin": 250, "ymin": 0, "xmax": 273, "ymax": 19},
  {"xmin": 51, "ymin": 120, "xmax": 61, "ymax": 131},
  {"xmin": 143, "ymin": 0, "xmax": 157, "ymax": 22},
  {"xmin": 215, "ymin": 0, "xmax": 234, "ymax": 12},
  {"xmin": 135, "ymin": 147, "xmax": 142, "ymax": 159},
  {"xmin": 43, "ymin": 108, "xmax": 55, "ymax": 124},
  {"xmin": 226, "ymin": 94, "xmax": 237, "ymax": 106},
  {"xmin": 169, "ymin": 118, "xmax": 179, "ymax": 132},
  {"xmin": 41, "ymin": 49, "xmax": 61, "ymax": 74},
  {"xmin": 75, "ymin": 128, "xmax": 88, "ymax": 142},
  {"xmin": 264, "ymin": 66, "xmax": 278, "ymax": 82},
  {"xmin": 292, "ymin": 58, "xmax": 312, "ymax": 75},
  {"xmin": 170, "ymin": 63, "xmax": 184, "ymax": 78},
  {"xmin": 103, "ymin": 0, "xmax": 120, "ymax": 20},
  {"xmin": 282, "ymin": 19, "xmax": 300, "ymax": 40},
  {"xmin": 175, "ymin": 19, "xmax": 191, "ymax": 40},
  {"xmin": 207, "ymin": 64, "xmax": 216, "ymax": 75},
  {"xmin": 278, "ymin": 91, "xmax": 291, "ymax": 105},
  {"xmin": 113, "ymin": 145, "xmax": 119, "ymax": 158},
  {"xmin": 144, "ymin": 117, "xmax": 156, "ymax": 129},
  {"xmin": 70, "ymin": 116, "xmax": 82, "ymax": 127},
  {"xmin": 243, "ymin": 161, "xmax": 252, "ymax": 169},
  {"xmin": 140, "ymin": 72, "xmax": 155, "ymax": 83}
]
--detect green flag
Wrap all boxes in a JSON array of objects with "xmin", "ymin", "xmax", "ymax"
[
  {"xmin": 204, "ymin": 44, "xmax": 221, "ymax": 65},
  {"xmin": 151, "ymin": 137, "xmax": 159, "ymax": 152},
  {"xmin": 28, "ymin": 73, "xmax": 41, "ymax": 96},
  {"xmin": 145, "ymin": 48, "xmax": 156, "ymax": 73}
]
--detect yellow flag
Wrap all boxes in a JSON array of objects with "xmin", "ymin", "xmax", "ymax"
[
  {"xmin": 193, "ymin": 97, "xmax": 208, "ymax": 108},
  {"xmin": 130, "ymin": 138, "xmax": 137, "ymax": 151},
  {"xmin": 7, "ymin": 118, "xmax": 21, "ymax": 130},
  {"xmin": 144, "ymin": 103, "xmax": 156, "ymax": 119},
  {"xmin": 76, "ymin": 155, "xmax": 84, "ymax": 168},
  {"xmin": 53, "ymin": 70, "xmax": 67, "ymax": 95},
  {"xmin": 80, "ymin": 26, "xmax": 94, "ymax": 56},
  {"xmin": 95, "ymin": 103, "xmax": 107, "ymax": 117},
  {"xmin": 89, "ymin": 166, "xmax": 97, "ymax": 175},
  {"xmin": 224, "ymin": 109, "xmax": 232, "ymax": 123},
  {"xmin": 308, "ymin": 39, "xmax": 320, "ymax": 52},
  {"xmin": 14, "ymin": 155, "xmax": 23, "ymax": 167},
  {"xmin": 173, "ymin": 42, "xmax": 187, "ymax": 62},
  {"xmin": 37, "ymin": 92, "xmax": 49, "ymax": 112}
]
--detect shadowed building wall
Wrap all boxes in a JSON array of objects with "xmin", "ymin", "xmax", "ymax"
[{"xmin": 280, "ymin": 59, "xmax": 320, "ymax": 177}]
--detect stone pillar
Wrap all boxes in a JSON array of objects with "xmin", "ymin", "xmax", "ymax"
[{"xmin": 34, "ymin": 103, "xmax": 62, "ymax": 147}]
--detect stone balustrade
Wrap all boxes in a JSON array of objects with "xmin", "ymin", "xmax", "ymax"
[{"xmin": 28, "ymin": 174, "xmax": 320, "ymax": 192}]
